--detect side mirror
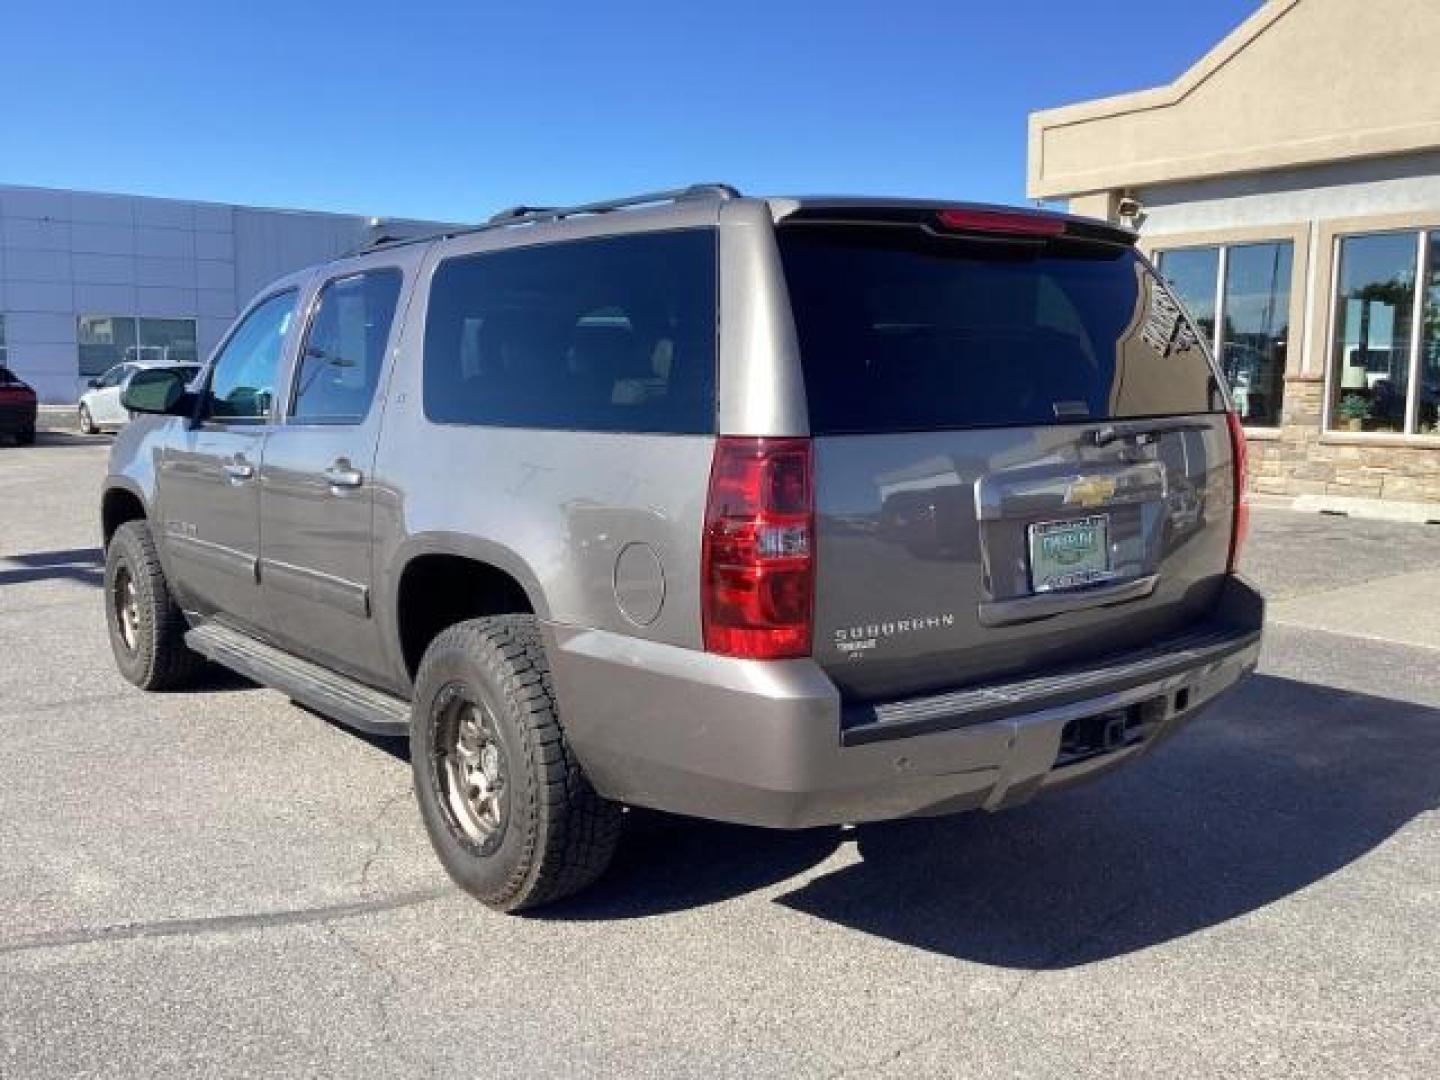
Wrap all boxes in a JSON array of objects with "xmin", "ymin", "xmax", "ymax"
[{"xmin": 122, "ymin": 367, "xmax": 191, "ymax": 416}]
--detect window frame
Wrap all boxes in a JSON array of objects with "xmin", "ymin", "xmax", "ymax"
[
  {"xmin": 1306, "ymin": 210, "xmax": 1440, "ymax": 446},
  {"xmin": 1320, "ymin": 225, "xmax": 1436, "ymax": 441},
  {"xmin": 285, "ymin": 266, "xmax": 405, "ymax": 428},
  {"xmin": 92, "ymin": 363, "xmax": 126, "ymax": 389},
  {"xmin": 200, "ymin": 288, "xmax": 301, "ymax": 427},
  {"xmin": 76, "ymin": 315, "xmax": 200, "ymax": 378},
  {"xmin": 1147, "ymin": 224, "xmax": 1308, "ymax": 434}
]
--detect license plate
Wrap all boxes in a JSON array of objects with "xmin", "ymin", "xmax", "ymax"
[{"xmin": 1028, "ymin": 516, "xmax": 1114, "ymax": 593}]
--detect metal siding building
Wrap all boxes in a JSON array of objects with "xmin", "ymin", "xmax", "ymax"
[{"xmin": 0, "ymin": 182, "xmax": 444, "ymax": 403}]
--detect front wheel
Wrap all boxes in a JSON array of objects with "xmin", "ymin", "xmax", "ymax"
[
  {"xmin": 104, "ymin": 520, "xmax": 206, "ymax": 690},
  {"xmin": 410, "ymin": 615, "xmax": 622, "ymax": 912}
]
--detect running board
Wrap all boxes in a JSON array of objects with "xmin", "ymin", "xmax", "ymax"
[{"xmin": 185, "ymin": 621, "xmax": 410, "ymax": 737}]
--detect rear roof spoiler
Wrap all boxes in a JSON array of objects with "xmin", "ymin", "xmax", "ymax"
[{"xmin": 768, "ymin": 198, "xmax": 1137, "ymax": 246}]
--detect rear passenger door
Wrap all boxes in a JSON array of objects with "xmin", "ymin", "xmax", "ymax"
[{"xmin": 257, "ymin": 263, "xmax": 409, "ymax": 684}]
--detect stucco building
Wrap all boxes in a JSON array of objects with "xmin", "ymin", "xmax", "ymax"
[{"xmin": 1029, "ymin": 0, "xmax": 1440, "ymax": 510}]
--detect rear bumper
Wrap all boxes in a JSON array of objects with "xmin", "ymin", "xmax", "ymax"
[
  {"xmin": 0, "ymin": 401, "xmax": 38, "ymax": 434},
  {"xmin": 547, "ymin": 579, "xmax": 1263, "ymax": 829}
]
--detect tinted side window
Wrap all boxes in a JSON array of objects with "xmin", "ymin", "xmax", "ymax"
[
  {"xmin": 778, "ymin": 226, "xmax": 1221, "ymax": 434},
  {"xmin": 291, "ymin": 269, "xmax": 403, "ymax": 424},
  {"xmin": 209, "ymin": 291, "xmax": 297, "ymax": 420},
  {"xmin": 423, "ymin": 230, "xmax": 717, "ymax": 433}
]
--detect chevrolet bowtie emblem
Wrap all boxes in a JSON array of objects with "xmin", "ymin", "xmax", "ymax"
[{"xmin": 1065, "ymin": 476, "xmax": 1117, "ymax": 508}]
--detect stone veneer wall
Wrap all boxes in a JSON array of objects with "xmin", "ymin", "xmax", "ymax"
[{"xmin": 1247, "ymin": 375, "xmax": 1440, "ymax": 503}]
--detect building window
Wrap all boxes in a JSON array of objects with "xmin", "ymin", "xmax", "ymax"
[
  {"xmin": 1327, "ymin": 231, "xmax": 1436, "ymax": 435},
  {"xmin": 1157, "ymin": 241, "xmax": 1293, "ymax": 428},
  {"xmin": 77, "ymin": 316, "xmax": 198, "ymax": 377},
  {"xmin": 1156, "ymin": 248, "xmax": 1219, "ymax": 345}
]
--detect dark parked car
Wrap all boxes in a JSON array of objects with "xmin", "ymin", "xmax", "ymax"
[
  {"xmin": 0, "ymin": 366, "xmax": 37, "ymax": 445},
  {"xmin": 100, "ymin": 186, "xmax": 1262, "ymax": 911}
]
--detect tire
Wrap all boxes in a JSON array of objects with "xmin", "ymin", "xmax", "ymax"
[
  {"xmin": 78, "ymin": 405, "xmax": 97, "ymax": 435},
  {"xmin": 16, "ymin": 426, "xmax": 36, "ymax": 446},
  {"xmin": 410, "ymin": 615, "xmax": 622, "ymax": 912},
  {"xmin": 104, "ymin": 520, "xmax": 206, "ymax": 691}
]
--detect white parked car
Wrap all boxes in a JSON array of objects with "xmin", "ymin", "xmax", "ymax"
[{"xmin": 79, "ymin": 362, "xmax": 200, "ymax": 434}]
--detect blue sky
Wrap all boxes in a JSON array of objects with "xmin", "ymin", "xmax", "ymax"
[{"xmin": 7, "ymin": 0, "xmax": 1259, "ymax": 222}]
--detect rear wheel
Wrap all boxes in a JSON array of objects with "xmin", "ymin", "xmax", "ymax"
[
  {"xmin": 78, "ymin": 405, "xmax": 97, "ymax": 435},
  {"xmin": 16, "ymin": 425, "xmax": 36, "ymax": 446},
  {"xmin": 104, "ymin": 520, "xmax": 205, "ymax": 690},
  {"xmin": 410, "ymin": 615, "xmax": 622, "ymax": 912}
]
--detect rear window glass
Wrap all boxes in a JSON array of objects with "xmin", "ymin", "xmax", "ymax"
[
  {"xmin": 777, "ymin": 226, "xmax": 1222, "ymax": 434},
  {"xmin": 423, "ymin": 230, "xmax": 717, "ymax": 433}
]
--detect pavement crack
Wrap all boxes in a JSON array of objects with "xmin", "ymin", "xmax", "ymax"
[
  {"xmin": 992, "ymin": 893, "xmax": 1144, "ymax": 1018},
  {"xmin": 0, "ymin": 888, "xmax": 448, "ymax": 958},
  {"xmin": 357, "ymin": 786, "xmax": 414, "ymax": 892},
  {"xmin": 324, "ymin": 922, "xmax": 410, "ymax": 1060},
  {"xmin": 823, "ymin": 894, "xmax": 1146, "ymax": 1080}
]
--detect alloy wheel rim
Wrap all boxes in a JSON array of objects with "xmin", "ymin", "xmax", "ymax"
[
  {"xmin": 113, "ymin": 565, "xmax": 140, "ymax": 652},
  {"xmin": 435, "ymin": 692, "xmax": 509, "ymax": 853}
]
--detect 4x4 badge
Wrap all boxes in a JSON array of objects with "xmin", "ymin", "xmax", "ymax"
[{"xmin": 1065, "ymin": 476, "xmax": 1117, "ymax": 508}]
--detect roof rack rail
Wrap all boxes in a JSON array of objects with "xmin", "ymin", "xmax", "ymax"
[
  {"xmin": 486, "ymin": 205, "xmax": 556, "ymax": 224},
  {"xmin": 348, "ymin": 183, "xmax": 739, "ymax": 256},
  {"xmin": 491, "ymin": 183, "xmax": 739, "ymax": 229}
]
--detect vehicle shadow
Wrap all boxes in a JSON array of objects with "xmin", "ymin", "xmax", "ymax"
[
  {"xmin": 0, "ymin": 546, "xmax": 104, "ymax": 588},
  {"xmin": 324, "ymin": 671, "xmax": 1438, "ymax": 938},
  {"xmin": 11, "ymin": 430, "xmax": 112, "ymax": 449},
  {"xmin": 541, "ymin": 811, "xmax": 844, "ymax": 920},
  {"xmin": 772, "ymin": 673, "xmax": 1440, "ymax": 968},
  {"xmin": 339, "ymin": 726, "xmax": 845, "ymax": 917}
]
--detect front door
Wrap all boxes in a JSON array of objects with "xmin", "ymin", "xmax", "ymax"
[
  {"xmin": 158, "ymin": 289, "xmax": 301, "ymax": 630},
  {"xmin": 258, "ymin": 266, "xmax": 407, "ymax": 685}
]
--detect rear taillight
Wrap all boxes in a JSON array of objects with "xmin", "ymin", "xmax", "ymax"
[
  {"xmin": 0, "ymin": 386, "xmax": 33, "ymax": 404},
  {"xmin": 1226, "ymin": 410, "xmax": 1250, "ymax": 573},
  {"xmin": 936, "ymin": 208, "xmax": 1066, "ymax": 237},
  {"xmin": 702, "ymin": 437, "xmax": 814, "ymax": 660}
]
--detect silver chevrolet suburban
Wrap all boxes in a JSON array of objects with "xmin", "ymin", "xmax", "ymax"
[{"xmin": 100, "ymin": 185, "xmax": 1262, "ymax": 911}]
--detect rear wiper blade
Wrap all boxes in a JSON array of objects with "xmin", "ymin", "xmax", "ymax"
[{"xmin": 1089, "ymin": 419, "xmax": 1213, "ymax": 447}]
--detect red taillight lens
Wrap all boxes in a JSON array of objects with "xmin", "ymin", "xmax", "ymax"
[
  {"xmin": 1226, "ymin": 410, "xmax": 1250, "ymax": 573},
  {"xmin": 702, "ymin": 437, "xmax": 814, "ymax": 660},
  {"xmin": 0, "ymin": 386, "xmax": 33, "ymax": 404},
  {"xmin": 936, "ymin": 208, "xmax": 1066, "ymax": 237}
]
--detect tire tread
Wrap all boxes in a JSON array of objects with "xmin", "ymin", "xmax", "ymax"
[
  {"xmin": 107, "ymin": 520, "xmax": 205, "ymax": 691},
  {"xmin": 414, "ymin": 615, "xmax": 621, "ymax": 911}
]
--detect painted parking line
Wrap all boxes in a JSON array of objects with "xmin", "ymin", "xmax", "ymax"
[{"xmin": 1265, "ymin": 568, "xmax": 1440, "ymax": 653}]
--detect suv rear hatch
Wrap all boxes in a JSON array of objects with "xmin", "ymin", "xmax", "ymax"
[{"xmin": 775, "ymin": 204, "xmax": 1240, "ymax": 703}]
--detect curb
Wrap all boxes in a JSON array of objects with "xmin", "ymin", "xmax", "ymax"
[
  {"xmin": 1254, "ymin": 491, "xmax": 1440, "ymax": 525},
  {"xmin": 37, "ymin": 405, "xmax": 81, "ymax": 433}
]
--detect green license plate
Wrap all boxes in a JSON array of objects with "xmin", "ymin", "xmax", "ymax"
[{"xmin": 1028, "ymin": 516, "xmax": 1114, "ymax": 593}]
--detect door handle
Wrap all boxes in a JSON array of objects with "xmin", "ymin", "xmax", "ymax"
[
  {"xmin": 325, "ymin": 463, "xmax": 364, "ymax": 489},
  {"xmin": 223, "ymin": 461, "xmax": 254, "ymax": 481}
]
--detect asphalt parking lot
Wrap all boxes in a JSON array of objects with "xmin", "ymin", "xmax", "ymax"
[{"xmin": 2, "ymin": 433, "xmax": 1438, "ymax": 1078}]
